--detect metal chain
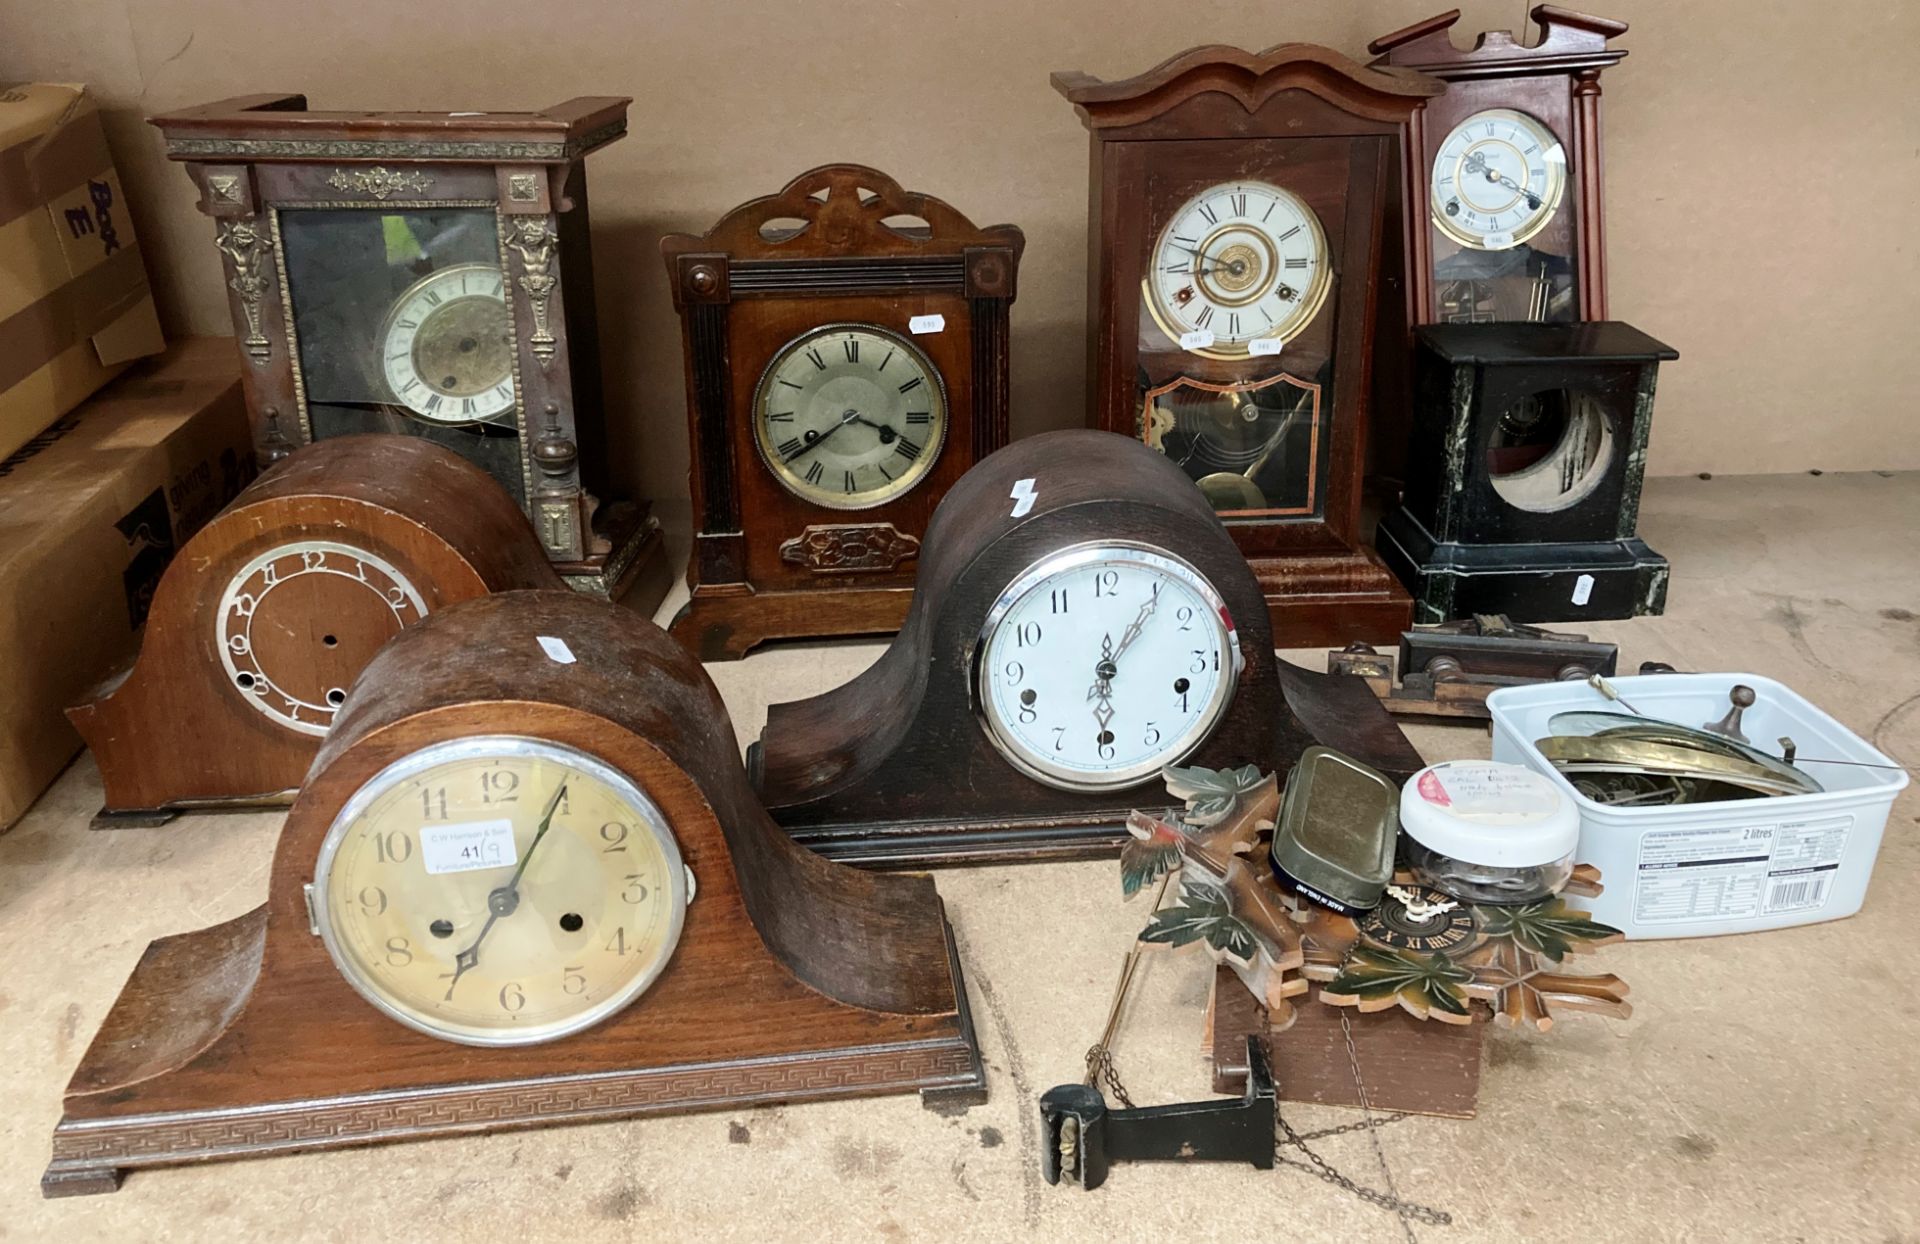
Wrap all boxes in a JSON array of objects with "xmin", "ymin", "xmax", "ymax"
[{"xmin": 1083, "ymin": 1044, "xmax": 1136, "ymax": 1110}]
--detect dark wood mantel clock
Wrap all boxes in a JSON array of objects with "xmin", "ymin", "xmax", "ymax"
[
  {"xmin": 44, "ymin": 590, "xmax": 984, "ymax": 1197},
  {"xmin": 1053, "ymin": 45, "xmax": 1442, "ymax": 648},
  {"xmin": 148, "ymin": 95, "xmax": 667, "ymax": 607},
  {"xmin": 661, "ymin": 164, "xmax": 1023, "ymax": 660}
]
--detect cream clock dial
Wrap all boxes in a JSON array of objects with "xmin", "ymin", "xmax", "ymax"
[
  {"xmin": 975, "ymin": 542, "xmax": 1241, "ymax": 791},
  {"xmin": 379, "ymin": 262, "xmax": 518, "ymax": 425},
  {"xmin": 1430, "ymin": 108, "xmax": 1568, "ymax": 251},
  {"xmin": 1146, "ymin": 180, "xmax": 1331, "ymax": 358},
  {"xmin": 311, "ymin": 737, "xmax": 689, "ymax": 1046},
  {"xmin": 752, "ymin": 324, "xmax": 947, "ymax": 509}
]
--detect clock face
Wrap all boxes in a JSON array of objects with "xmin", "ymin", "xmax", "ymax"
[
  {"xmin": 218, "ymin": 541, "xmax": 428, "ymax": 736},
  {"xmin": 752, "ymin": 324, "xmax": 947, "ymax": 510},
  {"xmin": 1430, "ymin": 109, "xmax": 1568, "ymax": 251},
  {"xmin": 379, "ymin": 262, "xmax": 518, "ymax": 425},
  {"xmin": 312, "ymin": 736, "xmax": 689, "ymax": 1047},
  {"xmin": 1145, "ymin": 180, "xmax": 1331, "ymax": 358},
  {"xmin": 974, "ymin": 543, "xmax": 1241, "ymax": 791}
]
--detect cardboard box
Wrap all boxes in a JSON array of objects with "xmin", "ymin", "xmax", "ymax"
[
  {"xmin": 0, "ymin": 83, "xmax": 167, "ymax": 462},
  {"xmin": 0, "ymin": 338, "xmax": 252, "ymax": 830}
]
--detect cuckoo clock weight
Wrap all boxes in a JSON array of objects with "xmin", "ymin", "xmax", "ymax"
[
  {"xmin": 68, "ymin": 436, "xmax": 563, "ymax": 824},
  {"xmin": 661, "ymin": 164, "xmax": 1023, "ymax": 659},
  {"xmin": 1053, "ymin": 45, "xmax": 1442, "ymax": 649},
  {"xmin": 148, "ymin": 95, "xmax": 668, "ymax": 608},
  {"xmin": 44, "ymin": 591, "xmax": 985, "ymax": 1197},
  {"xmin": 749, "ymin": 430, "xmax": 1423, "ymax": 866}
]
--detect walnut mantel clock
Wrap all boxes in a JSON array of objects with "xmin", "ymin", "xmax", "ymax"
[
  {"xmin": 148, "ymin": 95, "xmax": 667, "ymax": 607},
  {"xmin": 661, "ymin": 164, "xmax": 1023, "ymax": 660},
  {"xmin": 1053, "ymin": 45, "xmax": 1442, "ymax": 648}
]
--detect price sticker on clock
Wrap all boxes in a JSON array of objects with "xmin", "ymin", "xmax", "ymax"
[
  {"xmin": 908, "ymin": 314, "xmax": 946, "ymax": 335},
  {"xmin": 1483, "ymin": 230, "xmax": 1515, "ymax": 250},
  {"xmin": 421, "ymin": 818, "xmax": 519, "ymax": 876},
  {"xmin": 1249, "ymin": 337, "xmax": 1284, "ymax": 357},
  {"xmin": 1178, "ymin": 329, "xmax": 1216, "ymax": 352}
]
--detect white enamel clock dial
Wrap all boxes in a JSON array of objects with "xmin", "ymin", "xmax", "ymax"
[
  {"xmin": 1430, "ymin": 108, "xmax": 1568, "ymax": 250},
  {"xmin": 1146, "ymin": 180, "xmax": 1331, "ymax": 358},
  {"xmin": 752, "ymin": 323, "xmax": 947, "ymax": 509},
  {"xmin": 312, "ymin": 736, "xmax": 689, "ymax": 1047},
  {"xmin": 380, "ymin": 262, "xmax": 518, "ymax": 425},
  {"xmin": 217, "ymin": 541, "xmax": 428, "ymax": 736},
  {"xmin": 975, "ymin": 543, "xmax": 1242, "ymax": 791}
]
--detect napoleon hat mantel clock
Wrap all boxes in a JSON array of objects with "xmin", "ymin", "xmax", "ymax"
[
  {"xmin": 1053, "ymin": 45, "xmax": 1442, "ymax": 649},
  {"xmin": 45, "ymin": 590, "xmax": 984, "ymax": 1196},
  {"xmin": 661, "ymin": 164, "xmax": 1023, "ymax": 660},
  {"xmin": 148, "ymin": 95, "xmax": 667, "ymax": 607}
]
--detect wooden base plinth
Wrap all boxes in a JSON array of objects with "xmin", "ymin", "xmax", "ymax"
[
  {"xmin": 670, "ymin": 584, "xmax": 915, "ymax": 661},
  {"xmin": 1210, "ymin": 967, "xmax": 1482, "ymax": 1119},
  {"xmin": 559, "ymin": 507, "xmax": 671, "ymax": 615},
  {"xmin": 1248, "ymin": 547, "xmax": 1414, "ymax": 650}
]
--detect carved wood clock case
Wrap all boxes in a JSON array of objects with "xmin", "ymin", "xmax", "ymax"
[
  {"xmin": 1054, "ymin": 46, "xmax": 1441, "ymax": 649},
  {"xmin": 147, "ymin": 95, "xmax": 666, "ymax": 606},
  {"xmin": 661, "ymin": 165, "xmax": 1023, "ymax": 660}
]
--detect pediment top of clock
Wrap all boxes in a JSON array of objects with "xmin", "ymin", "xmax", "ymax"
[
  {"xmin": 1051, "ymin": 41, "xmax": 1441, "ymax": 127},
  {"xmin": 1369, "ymin": 5, "xmax": 1628, "ymax": 75},
  {"xmin": 660, "ymin": 163, "xmax": 1023, "ymax": 262}
]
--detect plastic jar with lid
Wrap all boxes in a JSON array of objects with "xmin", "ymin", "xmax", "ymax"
[{"xmin": 1400, "ymin": 760, "xmax": 1579, "ymax": 905}]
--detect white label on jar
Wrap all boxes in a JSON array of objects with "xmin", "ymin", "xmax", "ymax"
[
  {"xmin": 1571, "ymin": 574, "xmax": 1595, "ymax": 606},
  {"xmin": 1179, "ymin": 329, "xmax": 1215, "ymax": 351},
  {"xmin": 421, "ymin": 818, "xmax": 518, "ymax": 876},
  {"xmin": 1249, "ymin": 337, "xmax": 1284, "ymax": 357},
  {"xmin": 908, "ymin": 313, "xmax": 945, "ymax": 335},
  {"xmin": 1416, "ymin": 763, "xmax": 1557, "ymax": 818},
  {"xmin": 1631, "ymin": 815, "xmax": 1851, "ymax": 924}
]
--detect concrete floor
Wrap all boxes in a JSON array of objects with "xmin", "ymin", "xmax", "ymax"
[{"xmin": 2, "ymin": 470, "xmax": 1917, "ymax": 1242}]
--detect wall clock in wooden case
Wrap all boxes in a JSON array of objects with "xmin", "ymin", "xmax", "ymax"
[
  {"xmin": 44, "ymin": 590, "xmax": 984, "ymax": 1197},
  {"xmin": 1366, "ymin": 6, "xmax": 1629, "ymax": 486},
  {"xmin": 1054, "ymin": 45, "xmax": 1442, "ymax": 649},
  {"xmin": 68, "ymin": 435, "xmax": 563, "ymax": 824},
  {"xmin": 147, "ymin": 95, "xmax": 667, "ymax": 607},
  {"xmin": 750, "ymin": 429, "xmax": 1423, "ymax": 866},
  {"xmin": 661, "ymin": 164, "xmax": 1023, "ymax": 659}
]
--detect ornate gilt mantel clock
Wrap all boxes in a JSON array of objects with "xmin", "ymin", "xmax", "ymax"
[
  {"xmin": 148, "ymin": 95, "xmax": 666, "ymax": 606},
  {"xmin": 661, "ymin": 164, "xmax": 1023, "ymax": 659},
  {"xmin": 1053, "ymin": 46, "xmax": 1442, "ymax": 648}
]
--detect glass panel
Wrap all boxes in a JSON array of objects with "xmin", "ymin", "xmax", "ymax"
[
  {"xmin": 1142, "ymin": 373, "xmax": 1323, "ymax": 518},
  {"xmin": 1429, "ymin": 107, "xmax": 1578, "ymax": 323},
  {"xmin": 277, "ymin": 207, "xmax": 526, "ymax": 504}
]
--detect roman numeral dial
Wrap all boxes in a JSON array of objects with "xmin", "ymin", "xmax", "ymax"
[
  {"xmin": 380, "ymin": 262, "xmax": 518, "ymax": 426},
  {"xmin": 1144, "ymin": 179, "xmax": 1331, "ymax": 359},
  {"xmin": 1430, "ymin": 107, "xmax": 1567, "ymax": 252},
  {"xmin": 752, "ymin": 323, "xmax": 947, "ymax": 510}
]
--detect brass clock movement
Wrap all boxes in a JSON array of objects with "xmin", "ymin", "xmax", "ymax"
[
  {"xmin": 1054, "ymin": 45, "xmax": 1443, "ymax": 649},
  {"xmin": 147, "ymin": 94, "xmax": 667, "ymax": 607},
  {"xmin": 661, "ymin": 164, "xmax": 1023, "ymax": 659},
  {"xmin": 45, "ymin": 590, "xmax": 984, "ymax": 1195}
]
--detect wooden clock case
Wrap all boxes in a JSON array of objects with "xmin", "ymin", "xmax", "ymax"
[
  {"xmin": 147, "ymin": 95, "xmax": 668, "ymax": 608},
  {"xmin": 44, "ymin": 590, "xmax": 985, "ymax": 1197},
  {"xmin": 662, "ymin": 164, "xmax": 1023, "ymax": 659},
  {"xmin": 1054, "ymin": 45, "xmax": 1441, "ymax": 650},
  {"xmin": 69, "ymin": 435, "xmax": 562, "ymax": 824},
  {"xmin": 748, "ymin": 429, "xmax": 1422, "ymax": 867},
  {"xmin": 1367, "ymin": 5, "xmax": 1628, "ymax": 487}
]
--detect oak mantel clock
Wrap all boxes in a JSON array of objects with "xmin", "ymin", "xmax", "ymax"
[
  {"xmin": 661, "ymin": 164, "xmax": 1023, "ymax": 660},
  {"xmin": 148, "ymin": 95, "xmax": 667, "ymax": 607},
  {"xmin": 1053, "ymin": 45, "xmax": 1442, "ymax": 648}
]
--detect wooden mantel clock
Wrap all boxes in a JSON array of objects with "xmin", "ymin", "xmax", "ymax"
[
  {"xmin": 44, "ymin": 590, "xmax": 984, "ymax": 1196},
  {"xmin": 661, "ymin": 164, "xmax": 1024, "ymax": 659},
  {"xmin": 148, "ymin": 95, "xmax": 667, "ymax": 607},
  {"xmin": 1053, "ymin": 45, "xmax": 1442, "ymax": 648},
  {"xmin": 70, "ymin": 435, "xmax": 563, "ymax": 825},
  {"xmin": 750, "ymin": 429, "xmax": 1422, "ymax": 866}
]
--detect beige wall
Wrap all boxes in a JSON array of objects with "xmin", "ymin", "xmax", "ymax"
[{"xmin": 4, "ymin": 0, "xmax": 1915, "ymax": 506}]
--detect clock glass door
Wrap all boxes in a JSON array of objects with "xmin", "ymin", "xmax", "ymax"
[
  {"xmin": 275, "ymin": 206, "xmax": 527, "ymax": 503},
  {"xmin": 1429, "ymin": 107, "xmax": 1577, "ymax": 324}
]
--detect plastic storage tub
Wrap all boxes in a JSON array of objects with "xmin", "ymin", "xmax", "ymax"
[{"xmin": 1486, "ymin": 673, "xmax": 1908, "ymax": 939}]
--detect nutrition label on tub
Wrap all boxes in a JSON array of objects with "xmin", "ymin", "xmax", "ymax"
[{"xmin": 1632, "ymin": 815, "xmax": 1852, "ymax": 924}]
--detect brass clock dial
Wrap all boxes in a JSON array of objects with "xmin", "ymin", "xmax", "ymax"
[
  {"xmin": 379, "ymin": 262, "xmax": 518, "ymax": 425},
  {"xmin": 752, "ymin": 324, "xmax": 947, "ymax": 509},
  {"xmin": 1430, "ymin": 108, "xmax": 1567, "ymax": 251},
  {"xmin": 1145, "ymin": 180, "xmax": 1331, "ymax": 358},
  {"xmin": 312, "ymin": 737, "xmax": 689, "ymax": 1046}
]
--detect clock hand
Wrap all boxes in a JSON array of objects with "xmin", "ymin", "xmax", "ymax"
[
  {"xmin": 1165, "ymin": 241, "xmax": 1251, "ymax": 280},
  {"xmin": 1462, "ymin": 151, "xmax": 1543, "ymax": 211},
  {"xmin": 440, "ymin": 779, "xmax": 569, "ymax": 1000},
  {"xmin": 779, "ymin": 408, "xmax": 864, "ymax": 464}
]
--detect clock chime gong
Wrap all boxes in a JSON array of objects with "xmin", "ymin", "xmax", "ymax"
[
  {"xmin": 44, "ymin": 590, "xmax": 985, "ymax": 1197},
  {"xmin": 69, "ymin": 435, "xmax": 563, "ymax": 824},
  {"xmin": 147, "ymin": 94, "xmax": 668, "ymax": 607},
  {"xmin": 749, "ymin": 430, "xmax": 1423, "ymax": 866}
]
